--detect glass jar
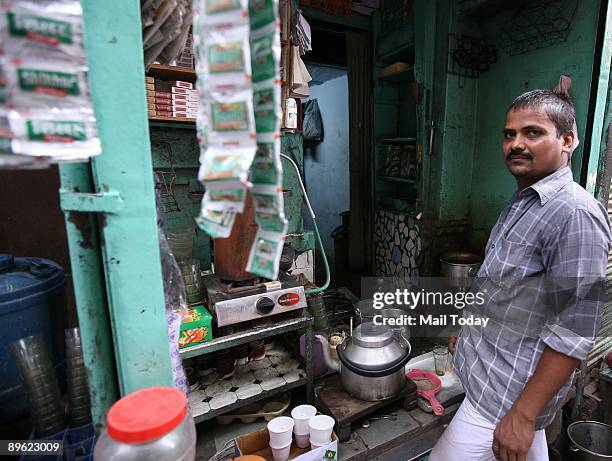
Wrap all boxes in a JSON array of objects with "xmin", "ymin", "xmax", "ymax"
[{"xmin": 94, "ymin": 387, "xmax": 196, "ymax": 461}]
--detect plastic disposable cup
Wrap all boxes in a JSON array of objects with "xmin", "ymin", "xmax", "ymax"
[
  {"xmin": 294, "ymin": 432, "xmax": 310, "ymax": 449},
  {"xmin": 25, "ymin": 380, "xmax": 61, "ymax": 397},
  {"xmin": 69, "ymin": 395, "xmax": 91, "ymax": 407},
  {"xmin": 433, "ymin": 345, "xmax": 449, "ymax": 376},
  {"xmin": 68, "ymin": 384, "xmax": 90, "ymax": 397},
  {"xmin": 291, "ymin": 404, "xmax": 317, "ymax": 434},
  {"xmin": 167, "ymin": 227, "xmax": 195, "ymax": 260},
  {"xmin": 310, "ymin": 439, "xmax": 329, "ymax": 451},
  {"xmin": 267, "ymin": 416, "xmax": 294, "ymax": 447},
  {"xmin": 66, "ymin": 366, "xmax": 87, "ymax": 378},
  {"xmin": 308, "ymin": 415, "xmax": 334, "ymax": 445},
  {"xmin": 269, "ymin": 440, "xmax": 291, "ymax": 461},
  {"xmin": 27, "ymin": 391, "xmax": 60, "ymax": 408}
]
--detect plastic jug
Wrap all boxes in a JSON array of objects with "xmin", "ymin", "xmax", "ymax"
[{"xmin": 94, "ymin": 387, "xmax": 196, "ymax": 461}]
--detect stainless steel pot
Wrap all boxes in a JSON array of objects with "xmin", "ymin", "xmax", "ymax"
[
  {"xmin": 439, "ymin": 251, "xmax": 482, "ymax": 289},
  {"xmin": 335, "ymin": 323, "xmax": 411, "ymax": 401},
  {"xmin": 567, "ymin": 421, "xmax": 612, "ymax": 460}
]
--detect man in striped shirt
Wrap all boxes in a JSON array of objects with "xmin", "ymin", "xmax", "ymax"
[{"xmin": 429, "ymin": 90, "xmax": 611, "ymax": 461}]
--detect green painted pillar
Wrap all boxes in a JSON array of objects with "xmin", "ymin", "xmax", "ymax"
[
  {"xmin": 74, "ymin": 0, "xmax": 172, "ymax": 394},
  {"xmin": 58, "ymin": 163, "xmax": 119, "ymax": 430}
]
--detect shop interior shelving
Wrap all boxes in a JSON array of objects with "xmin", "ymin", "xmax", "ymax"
[{"xmin": 179, "ymin": 312, "xmax": 314, "ymax": 424}]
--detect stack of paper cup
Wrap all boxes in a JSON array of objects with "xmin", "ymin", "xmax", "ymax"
[
  {"xmin": 309, "ymin": 415, "xmax": 335, "ymax": 450},
  {"xmin": 291, "ymin": 404, "xmax": 317, "ymax": 448},
  {"xmin": 268, "ymin": 416, "xmax": 294, "ymax": 461}
]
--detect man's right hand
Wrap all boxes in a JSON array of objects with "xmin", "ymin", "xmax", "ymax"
[{"xmin": 448, "ymin": 335, "xmax": 457, "ymax": 354}]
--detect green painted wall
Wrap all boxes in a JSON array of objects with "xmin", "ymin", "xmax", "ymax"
[
  {"xmin": 468, "ymin": 0, "xmax": 600, "ymax": 249},
  {"xmin": 150, "ymin": 127, "xmax": 211, "ymax": 269},
  {"xmin": 150, "ymin": 128, "xmax": 311, "ymax": 266},
  {"xmin": 415, "ymin": 0, "xmax": 601, "ymax": 251}
]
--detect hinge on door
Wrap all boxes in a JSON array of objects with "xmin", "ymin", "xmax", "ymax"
[{"xmin": 59, "ymin": 189, "xmax": 124, "ymax": 213}]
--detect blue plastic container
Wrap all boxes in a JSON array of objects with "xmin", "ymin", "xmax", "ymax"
[
  {"xmin": 18, "ymin": 423, "xmax": 95, "ymax": 461},
  {"xmin": 0, "ymin": 254, "xmax": 66, "ymax": 422}
]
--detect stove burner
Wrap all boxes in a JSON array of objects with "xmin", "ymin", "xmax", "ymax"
[
  {"xmin": 218, "ymin": 277, "xmax": 265, "ymax": 295},
  {"xmin": 203, "ymin": 273, "xmax": 307, "ymax": 327}
]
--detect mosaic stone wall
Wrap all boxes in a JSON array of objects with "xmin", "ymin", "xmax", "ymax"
[{"xmin": 374, "ymin": 210, "xmax": 421, "ymax": 278}]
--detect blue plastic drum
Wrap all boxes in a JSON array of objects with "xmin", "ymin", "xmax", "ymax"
[{"xmin": 0, "ymin": 254, "xmax": 66, "ymax": 422}]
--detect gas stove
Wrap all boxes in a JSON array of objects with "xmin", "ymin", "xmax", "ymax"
[{"xmin": 203, "ymin": 273, "xmax": 307, "ymax": 327}]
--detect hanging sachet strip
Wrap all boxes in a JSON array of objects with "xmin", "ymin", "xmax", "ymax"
[
  {"xmin": 0, "ymin": 0, "xmax": 100, "ymax": 166},
  {"xmin": 194, "ymin": 0, "xmax": 257, "ymax": 237},
  {"xmin": 246, "ymin": 0, "xmax": 287, "ymax": 280}
]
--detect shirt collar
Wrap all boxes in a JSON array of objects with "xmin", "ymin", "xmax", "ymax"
[{"xmin": 524, "ymin": 167, "xmax": 574, "ymax": 205}]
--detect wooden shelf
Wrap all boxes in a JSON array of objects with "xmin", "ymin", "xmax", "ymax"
[
  {"xmin": 192, "ymin": 377, "xmax": 308, "ymax": 424},
  {"xmin": 379, "ymin": 137, "xmax": 417, "ymax": 144},
  {"xmin": 378, "ymin": 66, "xmax": 414, "ymax": 83},
  {"xmin": 180, "ymin": 313, "xmax": 312, "ymax": 359},
  {"xmin": 377, "ymin": 176, "xmax": 416, "ymax": 184},
  {"xmin": 377, "ymin": 40, "xmax": 416, "ymax": 64},
  {"xmin": 147, "ymin": 64, "xmax": 197, "ymax": 83},
  {"xmin": 149, "ymin": 116, "xmax": 196, "ymax": 124}
]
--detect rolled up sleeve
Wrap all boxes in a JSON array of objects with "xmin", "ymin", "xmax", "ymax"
[{"xmin": 541, "ymin": 208, "xmax": 611, "ymax": 360}]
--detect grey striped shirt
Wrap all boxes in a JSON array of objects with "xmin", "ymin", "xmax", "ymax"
[{"xmin": 454, "ymin": 166, "xmax": 611, "ymax": 429}]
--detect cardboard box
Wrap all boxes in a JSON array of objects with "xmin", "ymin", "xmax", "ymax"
[
  {"xmin": 172, "ymin": 101, "xmax": 198, "ymax": 109},
  {"xmin": 145, "ymin": 76, "xmax": 154, "ymax": 83},
  {"xmin": 209, "ymin": 429, "xmax": 338, "ymax": 461},
  {"xmin": 156, "ymin": 91, "xmax": 172, "ymax": 100},
  {"xmin": 147, "ymin": 109, "xmax": 156, "ymax": 117},
  {"xmin": 172, "ymin": 86, "xmax": 190, "ymax": 95},
  {"xmin": 173, "ymin": 80, "xmax": 193, "ymax": 89},
  {"xmin": 155, "ymin": 110, "xmax": 173, "ymax": 117},
  {"xmin": 155, "ymin": 103, "xmax": 172, "ymax": 111},
  {"xmin": 178, "ymin": 305, "xmax": 212, "ymax": 349},
  {"xmin": 172, "ymin": 95, "xmax": 197, "ymax": 103},
  {"xmin": 145, "ymin": 83, "xmax": 154, "ymax": 91}
]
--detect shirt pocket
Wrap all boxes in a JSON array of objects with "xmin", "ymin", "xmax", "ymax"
[{"xmin": 479, "ymin": 235, "xmax": 538, "ymax": 286}]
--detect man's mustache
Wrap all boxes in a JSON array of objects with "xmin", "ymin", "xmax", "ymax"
[{"xmin": 506, "ymin": 151, "xmax": 533, "ymax": 160}]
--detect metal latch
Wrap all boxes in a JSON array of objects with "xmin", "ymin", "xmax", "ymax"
[{"xmin": 59, "ymin": 189, "xmax": 124, "ymax": 213}]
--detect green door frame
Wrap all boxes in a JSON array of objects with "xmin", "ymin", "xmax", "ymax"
[
  {"xmin": 59, "ymin": 0, "xmax": 174, "ymax": 426},
  {"xmin": 585, "ymin": 1, "xmax": 612, "ymax": 199}
]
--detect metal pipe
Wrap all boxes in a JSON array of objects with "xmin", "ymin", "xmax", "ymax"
[{"xmin": 280, "ymin": 154, "xmax": 330, "ymax": 294}]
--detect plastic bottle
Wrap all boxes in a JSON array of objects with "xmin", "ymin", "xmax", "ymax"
[
  {"xmin": 94, "ymin": 387, "xmax": 196, "ymax": 461},
  {"xmin": 286, "ymin": 98, "xmax": 297, "ymax": 129}
]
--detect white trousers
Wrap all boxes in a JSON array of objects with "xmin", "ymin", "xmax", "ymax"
[{"xmin": 429, "ymin": 398, "xmax": 549, "ymax": 461}]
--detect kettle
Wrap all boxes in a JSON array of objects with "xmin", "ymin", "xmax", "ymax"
[{"xmin": 316, "ymin": 322, "xmax": 411, "ymax": 401}]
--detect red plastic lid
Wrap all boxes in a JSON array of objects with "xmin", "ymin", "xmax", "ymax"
[{"xmin": 107, "ymin": 387, "xmax": 187, "ymax": 444}]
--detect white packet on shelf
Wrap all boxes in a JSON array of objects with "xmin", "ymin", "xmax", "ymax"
[{"xmin": 8, "ymin": 108, "xmax": 101, "ymax": 158}]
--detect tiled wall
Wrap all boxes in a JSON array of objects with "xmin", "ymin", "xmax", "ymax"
[{"xmin": 374, "ymin": 210, "xmax": 420, "ymax": 278}]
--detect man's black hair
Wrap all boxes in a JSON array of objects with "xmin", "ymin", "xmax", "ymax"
[{"xmin": 507, "ymin": 89, "xmax": 575, "ymax": 138}]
